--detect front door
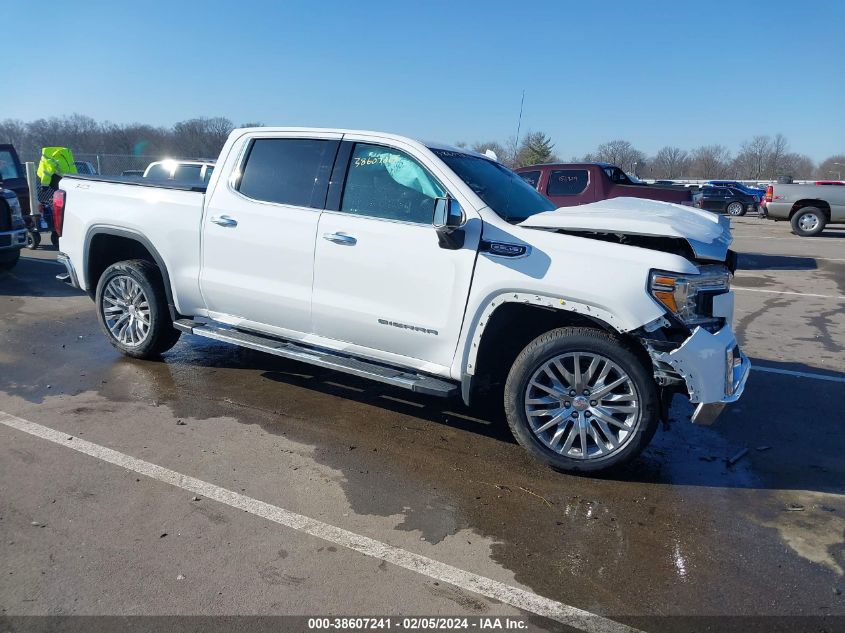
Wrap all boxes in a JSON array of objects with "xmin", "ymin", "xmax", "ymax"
[
  {"xmin": 311, "ymin": 142, "xmax": 479, "ymax": 369},
  {"xmin": 200, "ymin": 133, "xmax": 341, "ymax": 334}
]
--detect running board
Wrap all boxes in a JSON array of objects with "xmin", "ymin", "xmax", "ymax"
[{"xmin": 173, "ymin": 320, "xmax": 458, "ymax": 398}]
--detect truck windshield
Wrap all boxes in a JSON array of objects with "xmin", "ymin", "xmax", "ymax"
[{"xmin": 430, "ymin": 149, "xmax": 554, "ymax": 222}]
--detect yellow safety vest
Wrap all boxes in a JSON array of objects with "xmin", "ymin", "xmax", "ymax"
[{"xmin": 37, "ymin": 147, "xmax": 78, "ymax": 186}]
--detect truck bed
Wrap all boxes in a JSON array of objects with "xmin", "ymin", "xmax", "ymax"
[
  {"xmin": 58, "ymin": 174, "xmax": 207, "ymax": 313},
  {"xmin": 62, "ymin": 173, "xmax": 208, "ymax": 193}
]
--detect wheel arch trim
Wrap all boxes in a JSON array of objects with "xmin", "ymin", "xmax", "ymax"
[
  {"xmin": 789, "ymin": 200, "xmax": 831, "ymax": 219},
  {"xmin": 84, "ymin": 225, "xmax": 180, "ymax": 320},
  {"xmin": 461, "ymin": 291, "xmax": 624, "ymax": 379}
]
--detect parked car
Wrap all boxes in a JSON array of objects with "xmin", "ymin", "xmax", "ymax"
[
  {"xmin": 706, "ymin": 180, "xmax": 766, "ymax": 202},
  {"xmin": 54, "ymin": 127, "xmax": 748, "ymax": 474},
  {"xmin": 144, "ymin": 159, "xmax": 215, "ymax": 185},
  {"xmin": 763, "ymin": 182, "xmax": 845, "ymax": 236},
  {"xmin": 0, "ymin": 144, "xmax": 31, "ymax": 216},
  {"xmin": 0, "ymin": 185, "xmax": 27, "ymax": 270},
  {"xmin": 515, "ymin": 163, "xmax": 697, "ymax": 207},
  {"xmin": 697, "ymin": 186, "xmax": 758, "ymax": 216},
  {"xmin": 74, "ymin": 161, "xmax": 98, "ymax": 175}
]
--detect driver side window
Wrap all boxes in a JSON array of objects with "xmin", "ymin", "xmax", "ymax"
[{"xmin": 341, "ymin": 144, "xmax": 445, "ymax": 224}]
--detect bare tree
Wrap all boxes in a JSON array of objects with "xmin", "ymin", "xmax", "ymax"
[
  {"xmin": 0, "ymin": 119, "xmax": 28, "ymax": 152},
  {"xmin": 584, "ymin": 140, "xmax": 645, "ymax": 175},
  {"xmin": 172, "ymin": 117, "xmax": 234, "ymax": 159},
  {"xmin": 778, "ymin": 153, "xmax": 815, "ymax": 179},
  {"xmin": 689, "ymin": 145, "xmax": 732, "ymax": 179},
  {"xmin": 817, "ymin": 154, "xmax": 845, "ymax": 179},
  {"xmin": 765, "ymin": 133, "xmax": 789, "ymax": 178},
  {"xmin": 649, "ymin": 146, "xmax": 690, "ymax": 179},
  {"xmin": 733, "ymin": 135, "xmax": 772, "ymax": 179}
]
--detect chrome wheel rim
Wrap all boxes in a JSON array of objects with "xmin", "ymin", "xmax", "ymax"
[
  {"xmin": 798, "ymin": 213, "xmax": 819, "ymax": 231},
  {"xmin": 102, "ymin": 275, "xmax": 151, "ymax": 347},
  {"xmin": 727, "ymin": 202, "xmax": 743, "ymax": 216},
  {"xmin": 524, "ymin": 352, "xmax": 640, "ymax": 460}
]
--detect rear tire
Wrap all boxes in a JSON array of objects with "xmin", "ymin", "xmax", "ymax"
[
  {"xmin": 504, "ymin": 327, "xmax": 659, "ymax": 474},
  {"xmin": 95, "ymin": 259, "xmax": 181, "ymax": 359},
  {"xmin": 25, "ymin": 231, "xmax": 40, "ymax": 250},
  {"xmin": 791, "ymin": 207, "xmax": 826, "ymax": 237},
  {"xmin": 726, "ymin": 201, "xmax": 745, "ymax": 216}
]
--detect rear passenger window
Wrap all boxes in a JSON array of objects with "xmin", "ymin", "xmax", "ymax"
[
  {"xmin": 340, "ymin": 144, "xmax": 445, "ymax": 224},
  {"xmin": 518, "ymin": 170, "xmax": 541, "ymax": 189},
  {"xmin": 238, "ymin": 138, "xmax": 338, "ymax": 208},
  {"xmin": 546, "ymin": 169, "xmax": 589, "ymax": 196}
]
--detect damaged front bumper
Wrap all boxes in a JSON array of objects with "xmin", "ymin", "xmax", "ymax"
[{"xmin": 654, "ymin": 324, "xmax": 751, "ymax": 425}]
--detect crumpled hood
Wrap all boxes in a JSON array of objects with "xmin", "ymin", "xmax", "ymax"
[{"xmin": 519, "ymin": 197, "xmax": 732, "ymax": 261}]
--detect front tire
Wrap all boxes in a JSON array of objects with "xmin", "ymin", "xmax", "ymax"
[
  {"xmin": 726, "ymin": 201, "xmax": 745, "ymax": 216},
  {"xmin": 95, "ymin": 259, "xmax": 181, "ymax": 359},
  {"xmin": 791, "ymin": 207, "xmax": 826, "ymax": 237},
  {"xmin": 504, "ymin": 327, "xmax": 659, "ymax": 473}
]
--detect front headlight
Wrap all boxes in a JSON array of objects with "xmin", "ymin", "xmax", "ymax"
[
  {"xmin": 649, "ymin": 266, "xmax": 731, "ymax": 327},
  {"xmin": 7, "ymin": 195, "xmax": 24, "ymax": 229}
]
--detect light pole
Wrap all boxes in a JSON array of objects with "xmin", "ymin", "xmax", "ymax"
[
  {"xmin": 833, "ymin": 163, "xmax": 844, "ymax": 180},
  {"xmin": 632, "ymin": 162, "xmax": 639, "ymax": 179}
]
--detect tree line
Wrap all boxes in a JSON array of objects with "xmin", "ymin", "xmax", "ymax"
[
  {"xmin": 0, "ymin": 115, "xmax": 841, "ymax": 181},
  {"xmin": 0, "ymin": 114, "xmax": 258, "ymax": 163},
  {"xmin": 461, "ymin": 132, "xmax": 841, "ymax": 181}
]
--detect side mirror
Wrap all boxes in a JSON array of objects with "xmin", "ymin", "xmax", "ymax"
[
  {"xmin": 433, "ymin": 196, "xmax": 463, "ymax": 231},
  {"xmin": 433, "ymin": 196, "xmax": 465, "ymax": 250}
]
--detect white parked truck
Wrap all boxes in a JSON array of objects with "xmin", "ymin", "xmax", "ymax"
[{"xmin": 54, "ymin": 127, "xmax": 750, "ymax": 473}]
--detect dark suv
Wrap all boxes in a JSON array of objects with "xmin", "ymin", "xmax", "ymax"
[
  {"xmin": 697, "ymin": 186, "xmax": 758, "ymax": 216},
  {"xmin": 0, "ymin": 145, "xmax": 30, "ymax": 216},
  {"xmin": 0, "ymin": 186, "xmax": 27, "ymax": 270}
]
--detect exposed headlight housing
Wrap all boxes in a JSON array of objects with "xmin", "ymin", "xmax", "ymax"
[{"xmin": 650, "ymin": 265, "xmax": 731, "ymax": 329}]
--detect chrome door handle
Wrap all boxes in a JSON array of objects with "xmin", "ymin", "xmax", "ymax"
[
  {"xmin": 322, "ymin": 232, "xmax": 357, "ymax": 245},
  {"xmin": 210, "ymin": 215, "xmax": 238, "ymax": 227}
]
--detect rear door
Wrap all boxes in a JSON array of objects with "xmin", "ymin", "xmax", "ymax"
[
  {"xmin": 701, "ymin": 187, "xmax": 727, "ymax": 212},
  {"xmin": 200, "ymin": 132, "xmax": 341, "ymax": 334},
  {"xmin": 311, "ymin": 140, "xmax": 480, "ymax": 369}
]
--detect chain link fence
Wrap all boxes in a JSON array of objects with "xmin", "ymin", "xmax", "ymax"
[{"xmin": 19, "ymin": 152, "xmax": 214, "ymax": 178}]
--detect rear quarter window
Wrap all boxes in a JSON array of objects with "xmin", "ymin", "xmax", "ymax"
[
  {"xmin": 546, "ymin": 169, "xmax": 589, "ymax": 196},
  {"xmin": 518, "ymin": 170, "xmax": 541, "ymax": 189}
]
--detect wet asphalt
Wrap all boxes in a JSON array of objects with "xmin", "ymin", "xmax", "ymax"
[{"xmin": 0, "ymin": 216, "xmax": 844, "ymax": 631}]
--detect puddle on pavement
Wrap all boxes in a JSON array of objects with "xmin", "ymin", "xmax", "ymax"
[{"xmin": 747, "ymin": 492, "xmax": 845, "ymax": 576}]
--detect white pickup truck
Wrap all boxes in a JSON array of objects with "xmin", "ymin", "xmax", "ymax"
[{"xmin": 54, "ymin": 127, "xmax": 750, "ymax": 474}]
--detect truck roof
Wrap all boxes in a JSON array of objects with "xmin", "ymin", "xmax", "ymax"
[
  {"xmin": 231, "ymin": 127, "xmax": 484, "ymax": 158},
  {"xmin": 514, "ymin": 162, "xmax": 619, "ymax": 171}
]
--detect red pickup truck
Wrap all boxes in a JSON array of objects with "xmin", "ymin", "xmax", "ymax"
[{"xmin": 515, "ymin": 162, "xmax": 695, "ymax": 207}]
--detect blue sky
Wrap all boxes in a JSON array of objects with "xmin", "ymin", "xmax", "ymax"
[{"xmin": 5, "ymin": 0, "xmax": 844, "ymax": 160}]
